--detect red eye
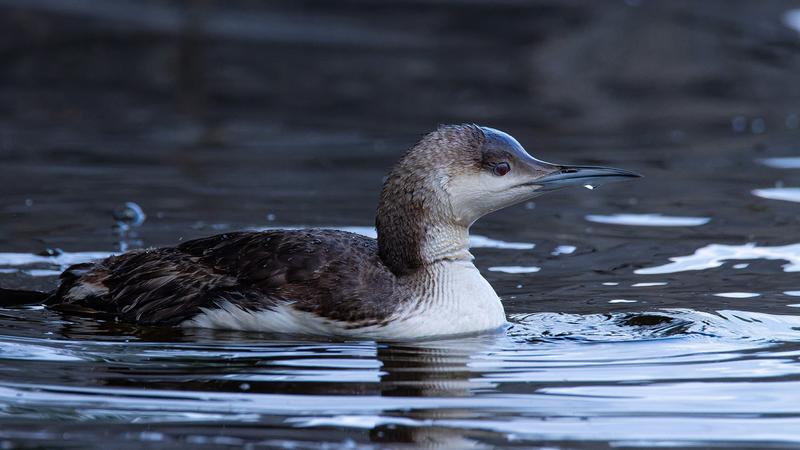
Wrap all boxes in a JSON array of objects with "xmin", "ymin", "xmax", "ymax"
[{"xmin": 492, "ymin": 162, "xmax": 510, "ymax": 176}]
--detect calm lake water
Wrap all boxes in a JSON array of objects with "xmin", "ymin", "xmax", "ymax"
[{"xmin": 2, "ymin": 1, "xmax": 800, "ymax": 448}]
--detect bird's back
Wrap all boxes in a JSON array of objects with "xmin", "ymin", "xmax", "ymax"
[{"xmin": 49, "ymin": 229, "xmax": 402, "ymax": 327}]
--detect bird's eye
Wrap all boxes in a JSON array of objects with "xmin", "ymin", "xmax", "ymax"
[{"xmin": 492, "ymin": 162, "xmax": 510, "ymax": 176}]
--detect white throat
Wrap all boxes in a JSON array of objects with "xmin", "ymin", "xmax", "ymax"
[{"xmin": 418, "ymin": 223, "xmax": 473, "ymax": 264}]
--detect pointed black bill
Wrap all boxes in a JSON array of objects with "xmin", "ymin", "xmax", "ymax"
[{"xmin": 534, "ymin": 165, "xmax": 642, "ymax": 191}]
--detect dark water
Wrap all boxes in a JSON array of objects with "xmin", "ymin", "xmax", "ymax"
[{"xmin": 2, "ymin": 1, "xmax": 800, "ymax": 448}]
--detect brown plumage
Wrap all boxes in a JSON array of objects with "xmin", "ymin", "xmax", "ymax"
[
  {"xmin": 49, "ymin": 230, "xmax": 404, "ymax": 326},
  {"xmin": 45, "ymin": 124, "xmax": 639, "ymax": 335},
  {"xmin": 50, "ymin": 124, "xmax": 486, "ymax": 327}
]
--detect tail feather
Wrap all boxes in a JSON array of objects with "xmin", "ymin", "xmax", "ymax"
[{"xmin": 0, "ymin": 288, "xmax": 51, "ymax": 306}]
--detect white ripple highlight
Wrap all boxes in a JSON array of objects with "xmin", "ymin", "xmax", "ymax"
[
  {"xmin": 552, "ymin": 245, "xmax": 576, "ymax": 256},
  {"xmin": 488, "ymin": 266, "xmax": 541, "ymax": 274},
  {"xmin": 635, "ymin": 243, "xmax": 800, "ymax": 275},
  {"xmin": 758, "ymin": 157, "xmax": 800, "ymax": 169},
  {"xmin": 25, "ymin": 269, "xmax": 62, "ymax": 277},
  {"xmin": 585, "ymin": 214, "xmax": 710, "ymax": 227},
  {"xmin": 714, "ymin": 292, "xmax": 761, "ymax": 299},
  {"xmin": 0, "ymin": 252, "xmax": 114, "ymax": 270},
  {"xmin": 752, "ymin": 187, "xmax": 800, "ymax": 203},
  {"xmin": 784, "ymin": 9, "xmax": 800, "ymax": 33}
]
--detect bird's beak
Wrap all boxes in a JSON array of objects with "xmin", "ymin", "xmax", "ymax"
[{"xmin": 528, "ymin": 163, "xmax": 642, "ymax": 191}]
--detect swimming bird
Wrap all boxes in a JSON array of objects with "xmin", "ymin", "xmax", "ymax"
[{"xmin": 45, "ymin": 125, "xmax": 639, "ymax": 339}]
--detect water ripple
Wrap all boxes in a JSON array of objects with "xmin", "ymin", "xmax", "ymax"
[
  {"xmin": 752, "ymin": 187, "xmax": 800, "ymax": 203},
  {"xmin": 0, "ymin": 307, "xmax": 797, "ymax": 446},
  {"xmin": 636, "ymin": 242, "xmax": 800, "ymax": 274},
  {"xmin": 585, "ymin": 214, "xmax": 711, "ymax": 227}
]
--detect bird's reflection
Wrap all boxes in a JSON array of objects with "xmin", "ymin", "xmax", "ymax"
[
  {"xmin": 376, "ymin": 336, "xmax": 497, "ymax": 397},
  {"xmin": 42, "ymin": 312, "xmax": 504, "ymax": 448},
  {"xmin": 370, "ymin": 336, "xmax": 499, "ymax": 448},
  {"xmin": 370, "ymin": 426, "xmax": 493, "ymax": 449}
]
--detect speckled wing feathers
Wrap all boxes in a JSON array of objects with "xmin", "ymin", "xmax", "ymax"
[{"xmin": 50, "ymin": 230, "xmax": 402, "ymax": 326}]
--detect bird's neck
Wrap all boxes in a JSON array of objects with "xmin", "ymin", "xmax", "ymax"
[
  {"xmin": 376, "ymin": 185, "xmax": 471, "ymax": 276},
  {"xmin": 377, "ymin": 215, "xmax": 472, "ymax": 276}
]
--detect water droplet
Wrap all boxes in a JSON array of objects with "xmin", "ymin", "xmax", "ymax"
[
  {"xmin": 113, "ymin": 202, "xmax": 146, "ymax": 228},
  {"xmin": 113, "ymin": 202, "xmax": 145, "ymax": 252}
]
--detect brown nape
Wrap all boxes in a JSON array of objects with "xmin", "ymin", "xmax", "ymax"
[{"xmin": 375, "ymin": 124, "xmax": 485, "ymax": 276}]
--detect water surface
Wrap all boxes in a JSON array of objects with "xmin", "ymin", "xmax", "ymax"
[{"xmin": 2, "ymin": 0, "xmax": 800, "ymax": 448}]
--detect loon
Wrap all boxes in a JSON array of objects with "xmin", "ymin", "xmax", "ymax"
[{"xmin": 45, "ymin": 125, "xmax": 639, "ymax": 340}]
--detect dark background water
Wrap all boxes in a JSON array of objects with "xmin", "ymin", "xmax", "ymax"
[{"xmin": 1, "ymin": 1, "xmax": 800, "ymax": 448}]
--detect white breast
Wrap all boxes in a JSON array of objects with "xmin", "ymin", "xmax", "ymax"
[
  {"xmin": 182, "ymin": 260, "xmax": 507, "ymax": 340},
  {"xmin": 379, "ymin": 259, "xmax": 507, "ymax": 339}
]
